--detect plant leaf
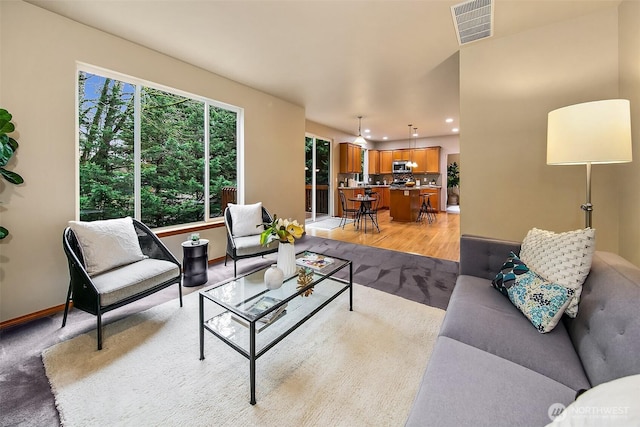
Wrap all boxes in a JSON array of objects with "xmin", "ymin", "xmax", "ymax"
[
  {"xmin": 0, "ymin": 121, "xmax": 15, "ymax": 134},
  {"xmin": 0, "ymin": 142, "xmax": 14, "ymax": 167},
  {"xmin": 0, "ymin": 226, "xmax": 8, "ymax": 239},
  {"xmin": 7, "ymin": 137, "xmax": 18, "ymax": 151},
  {"xmin": 0, "ymin": 168, "xmax": 24, "ymax": 184}
]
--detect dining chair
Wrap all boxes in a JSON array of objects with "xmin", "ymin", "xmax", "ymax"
[
  {"xmin": 338, "ymin": 190, "xmax": 359, "ymax": 229},
  {"xmin": 360, "ymin": 196, "xmax": 380, "ymax": 233}
]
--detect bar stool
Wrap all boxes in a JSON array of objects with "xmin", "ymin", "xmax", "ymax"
[{"xmin": 417, "ymin": 194, "xmax": 435, "ymax": 224}]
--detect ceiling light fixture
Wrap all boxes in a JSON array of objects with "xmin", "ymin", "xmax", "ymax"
[{"xmin": 354, "ymin": 116, "xmax": 367, "ymax": 146}]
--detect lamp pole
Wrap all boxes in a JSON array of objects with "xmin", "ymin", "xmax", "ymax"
[{"xmin": 581, "ymin": 163, "xmax": 593, "ymax": 229}]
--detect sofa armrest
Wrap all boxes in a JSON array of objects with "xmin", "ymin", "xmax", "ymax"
[{"xmin": 459, "ymin": 235, "xmax": 521, "ymax": 280}]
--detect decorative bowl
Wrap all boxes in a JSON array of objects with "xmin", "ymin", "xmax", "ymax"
[{"xmin": 405, "ymin": 181, "xmax": 416, "ymax": 187}]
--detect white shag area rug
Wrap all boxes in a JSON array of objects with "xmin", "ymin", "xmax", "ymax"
[{"xmin": 42, "ymin": 284, "xmax": 445, "ymax": 427}]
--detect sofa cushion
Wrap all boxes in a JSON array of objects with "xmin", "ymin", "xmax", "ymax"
[
  {"xmin": 564, "ymin": 252, "xmax": 640, "ymax": 387},
  {"xmin": 68, "ymin": 217, "xmax": 146, "ymax": 276},
  {"xmin": 440, "ymin": 276, "xmax": 590, "ymax": 390},
  {"xmin": 92, "ymin": 259, "xmax": 180, "ymax": 306},
  {"xmin": 228, "ymin": 202, "xmax": 264, "ymax": 237},
  {"xmin": 405, "ymin": 336, "xmax": 577, "ymax": 427},
  {"xmin": 519, "ymin": 227, "xmax": 595, "ymax": 317}
]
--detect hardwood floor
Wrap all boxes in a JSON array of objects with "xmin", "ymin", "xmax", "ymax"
[{"xmin": 305, "ymin": 209, "xmax": 460, "ymax": 261}]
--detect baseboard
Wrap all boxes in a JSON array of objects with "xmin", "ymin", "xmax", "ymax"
[
  {"xmin": 1, "ymin": 258, "xmax": 226, "ymax": 330},
  {"xmin": 0, "ymin": 303, "xmax": 70, "ymax": 330}
]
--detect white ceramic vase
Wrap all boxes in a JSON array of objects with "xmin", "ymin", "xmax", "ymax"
[
  {"xmin": 264, "ymin": 264, "xmax": 284, "ymax": 290},
  {"xmin": 277, "ymin": 242, "xmax": 297, "ymax": 277}
]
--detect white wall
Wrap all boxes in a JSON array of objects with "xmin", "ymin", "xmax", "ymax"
[
  {"xmin": 460, "ymin": 6, "xmax": 626, "ymax": 252},
  {"xmin": 0, "ymin": 1, "xmax": 305, "ymax": 322},
  {"xmin": 618, "ymin": 0, "xmax": 640, "ymax": 266}
]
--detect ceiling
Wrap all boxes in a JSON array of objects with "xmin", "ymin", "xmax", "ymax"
[{"xmin": 28, "ymin": 0, "xmax": 619, "ymax": 142}]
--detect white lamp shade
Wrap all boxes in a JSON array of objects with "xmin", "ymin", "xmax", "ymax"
[
  {"xmin": 547, "ymin": 99, "xmax": 633, "ymax": 165},
  {"xmin": 354, "ymin": 135, "xmax": 367, "ymax": 146}
]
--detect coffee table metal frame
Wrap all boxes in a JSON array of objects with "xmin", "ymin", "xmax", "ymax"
[{"xmin": 199, "ymin": 251, "xmax": 352, "ymax": 404}]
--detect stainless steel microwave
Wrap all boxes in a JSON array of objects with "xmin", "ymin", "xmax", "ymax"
[{"xmin": 392, "ymin": 161, "xmax": 412, "ymax": 173}]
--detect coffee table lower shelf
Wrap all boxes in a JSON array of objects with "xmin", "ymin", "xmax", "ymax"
[{"xmin": 199, "ymin": 258, "xmax": 352, "ymax": 405}]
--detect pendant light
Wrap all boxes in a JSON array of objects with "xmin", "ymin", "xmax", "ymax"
[
  {"xmin": 354, "ymin": 116, "xmax": 367, "ymax": 146},
  {"xmin": 407, "ymin": 124, "xmax": 418, "ymax": 168},
  {"xmin": 411, "ymin": 127, "xmax": 419, "ymax": 168}
]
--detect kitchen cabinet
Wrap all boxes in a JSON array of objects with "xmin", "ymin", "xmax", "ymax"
[
  {"xmin": 368, "ymin": 150, "xmax": 380, "ymax": 174},
  {"xmin": 336, "ymin": 188, "xmax": 364, "ymax": 217},
  {"xmin": 380, "ymin": 151, "xmax": 393, "ymax": 174},
  {"xmin": 409, "ymin": 147, "xmax": 440, "ymax": 173},
  {"xmin": 379, "ymin": 187, "xmax": 390, "ymax": 209},
  {"xmin": 392, "ymin": 149, "xmax": 409, "ymax": 161},
  {"xmin": 410, "ymin": 148, "xmax": 428, "ymax": 173},
  {"xmin": 425, "ymin": 147, "xmax": 441, "ymax": 173},
  {"xmin": 339, "ymin": 143, "xmax": 362, "ymax": 174}
]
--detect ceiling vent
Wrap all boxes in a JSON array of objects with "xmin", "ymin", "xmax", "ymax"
[{"xmin": 451, "ymin": 0, "xmax": 494, "ymax": 45}]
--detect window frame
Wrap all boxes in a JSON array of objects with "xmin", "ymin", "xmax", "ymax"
[{"xmin": 75, "ymin": 62, "xmax": 244, "ymax": 229}]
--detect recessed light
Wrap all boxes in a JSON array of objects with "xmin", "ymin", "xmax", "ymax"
[
  {"xmin": 446, "ymin": 118, "xmax": 454, "ymax": 123},
  {"xmin": 452, "ymin": 128, "xmax": 459, "ymax": 133},
  {"xmin": 383, "ymin": 136, "xmax": 388, "ymax": 140},
  {"xmin": 412, "ymin": 132, "xmax": 418, "ymax": 137},
  {"xmin": 364, "ymin": 129, "xmax": 370, "ymax": 133}
]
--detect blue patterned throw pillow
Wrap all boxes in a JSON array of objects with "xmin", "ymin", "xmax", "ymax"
[
  {"xmin": 507, "ymin": 270, "xmax": 575, "ymax": 333},
  {"xmin": 491, "ymin": 252, "xmax": 530, "ymax": 296}
]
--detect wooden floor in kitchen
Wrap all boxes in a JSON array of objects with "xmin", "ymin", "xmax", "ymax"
[{"xmin": 305, "ymin": 209, "xmax": 460, "ymax": 261}]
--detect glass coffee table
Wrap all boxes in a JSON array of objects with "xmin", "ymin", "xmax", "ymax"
[{"xmin": 199, "ymin": 251, "xmax": 352, "ymax": 404}]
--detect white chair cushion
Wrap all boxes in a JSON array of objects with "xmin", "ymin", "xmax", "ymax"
[
  {"xmin": 91, "ymin": 258, "xmax": 180, "ymax": 306},
  {"xmin": 68, "ymin": 217, "xmax": 146, "ymax": 276},
  {"xmin": 229, "ymin": 202, "xmax": 264, "ymax": 237},
  {"xmin": 233, "ymin": 234, "xmax": 278, "ymax": 256}
]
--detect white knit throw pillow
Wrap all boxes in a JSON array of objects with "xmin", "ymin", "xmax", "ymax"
[
  {"xmin": 519, "ymin": 227, "xmax": 596, "ymax": 318},
  {"xmin": 68, "ymin": 217, "xmax": 146, "ymax": 276}
]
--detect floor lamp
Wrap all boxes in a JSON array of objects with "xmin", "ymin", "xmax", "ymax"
[{"xmin": 547, "ymin": 99, "xmax": 633, "ymax": 229}]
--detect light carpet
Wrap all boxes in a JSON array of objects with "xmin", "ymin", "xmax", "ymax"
[
  {"xmin": 305, "ymin": 217, "xmax": 353, "ymax": 230},
  {"xmin": 42, "ymin": 284, "xmax": 445, "ymax": 427}
]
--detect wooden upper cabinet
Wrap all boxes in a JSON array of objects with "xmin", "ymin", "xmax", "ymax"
[
  {"xmin": 380, "ymin": 150, "xmax": 393, "ymax": 174},
  {"xmin": 425, "ymin": 147, "xmax": 441, "ymax": 173},
  {"xmin": 368, "ymin": 150, "xmax": 380, "ymax": 174},
  {"xmin": 392, "ymin": 149, "xmax": 408, "ymax": 161},
  {"xmin": 411, "ymin": 148, "xmax": 428, "ymax": 173},
  {"xmin": 339, "ymin": 143, "xmax": 363, "ymax": 174}
]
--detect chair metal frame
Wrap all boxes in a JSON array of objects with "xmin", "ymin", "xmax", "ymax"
[
  {"xmin": 224, "ymin": 206, "xmax": 278, "ymax": 277},
  {"xmin": 62, "ymin": 219, "xmax": 183, "ymax": 350}
]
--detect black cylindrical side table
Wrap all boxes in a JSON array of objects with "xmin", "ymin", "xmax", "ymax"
[{"xmin": 181, "ymin": 239, "xmax": 209, "ymax": 287}]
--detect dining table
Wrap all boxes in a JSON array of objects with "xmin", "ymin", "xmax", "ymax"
[{"xmin": 348, "ymin": 195, "xmax": 380, "ymax": 233}]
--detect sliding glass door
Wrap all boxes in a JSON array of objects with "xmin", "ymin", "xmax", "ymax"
[{"xmin": 305, "ymin": 135, "xmax": 331, "ymax": 222}]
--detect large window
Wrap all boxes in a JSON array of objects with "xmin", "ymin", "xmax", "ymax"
[{"xmin": 78, "ymin": 67, "xmax": 241, "ymax": 228}]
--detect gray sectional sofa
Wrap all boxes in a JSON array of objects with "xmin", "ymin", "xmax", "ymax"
[{"xmin": 406, "ymin": 235, "xmax": 640, "ymax": 426}]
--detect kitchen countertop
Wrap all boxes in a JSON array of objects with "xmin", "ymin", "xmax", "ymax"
[
  {"xmin": 390, "ymin": 185, "xmax": 442, "ymax": 190},
  {"xmin": 338, "ymin": 185, "xmax": 391, "ymax": 189}
]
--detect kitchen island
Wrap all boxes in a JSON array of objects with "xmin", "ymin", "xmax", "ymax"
[{"xmin": 389, "ymin": 186, "xmax": 441, "ymax": 222}]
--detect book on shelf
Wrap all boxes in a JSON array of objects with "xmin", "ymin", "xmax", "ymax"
[
  {"xmin": 232, "ymin": 309, "xmax": 287, "ymax": 333},
  {"xmin": 296, "ymin": 252, "xmax": 335, "ymax": 272},
  {"xmin": 232, "ymin": 295, "xmax": 288, "ymax": 330}
]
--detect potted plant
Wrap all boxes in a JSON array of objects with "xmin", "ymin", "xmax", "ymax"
[
  {"xmin": 447, "ymin": 162, "xmax": 459, "ymax": 206},
  {"xmin": 0, "ymin": 108, "xmax": 25, "ymax": 239}
]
